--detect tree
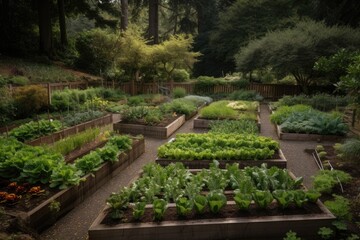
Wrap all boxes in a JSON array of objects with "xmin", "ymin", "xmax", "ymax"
[
  {"xmin": 120, "ymin": 0, "xmax": 129, "ymax": 31},
  {"xmin": 57, "ymin": 0, "xmax": 67, "ymax": 46},
  {"xmin": 38, "ymin": 0, "xmax": 53, "ymax": 56},
  {"xmin": 148, "ymin": 0, "xmax": 159, "ymax": 44},
  {"xmin": 235, "ymin": 20, "xmax": 360, "ymax": 92}
]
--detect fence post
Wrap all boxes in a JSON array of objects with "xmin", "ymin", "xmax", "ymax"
[{"xmin": 47, "ymin": 83, "xmax": 51, "ymax": 105}]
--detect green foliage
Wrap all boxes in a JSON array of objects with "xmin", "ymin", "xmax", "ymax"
[
  {"xmin": 207, "ymin": 190, "xmax": 227, "ymax": 214},
  {"xmin": 200, "ymin": 101, "xmax": 238, "ymax": 120},
  {"xmin": 49, "ymin": 163, "xmax": 82, "ymax": 190},
  {"xmin": 172, "ymin": 69, "xmax": 190, "ymax": 82},
  {"xmin": 132, "ymin": 202, "xmax": 146, "ymax": 220},
  {"xmin": 234, "ymin": 191, "xmax": 252, "ymax": 211},
  {"xmin": 305, "ymin": 189, "xmax": 321, "ymax": 203},
  {"xmin": 275, "ymin": 94, "xmax": 350, "ymax": 112},
  {"xmin": 13, "ymin": 85, "xmax": 49, "ymax": 118},
  {"xmin": 96, "ymin": 144, "xmax": 119, "ymax": 163},
  {"xmin": 83, "ymin": 97, "xmax": 109, "ymax": 111},
  {"xmin": 194, "ymin": 76, "xmax": 226, "ymax": 94},
  {"xmin": 63, "ymin": 111, "xmax": 104, "ymax": 126},
  {"xmin": 157, "ymin": 133, "xmax": 279, "ymax": 161},
  {"xmin": 107, "ymin": 135, "xmax": 132, "ymax": 152},
  {"xmin": 236, "ymin": 20, "xmax": 360, "ymax": 90},
  {"xmin": 209, "ymin": 119, "xmax": 258, "ymax": 135},
  {"xmin": 280, "ymin": 110, "xmax": 348, "ymax": 135},
  {"xmin": 107, "ymin": 189, "xmax": 130, "ymax": 220},
  {"xmin": 270, "ymin": 104, "xmax": 312, "ymax": 125},
  {"xmin": 121, "ymin": 106, "xmax": 165, "ymax": 125},
  {"xmin": 335, "ymin": 138, "xmax": 360, "ymax": 162},
  {"xmin": 75, "ymin": 28, "xmax": 118, "ymax": 74},
  {"xmin": 127, "ymin": 96, "xmax": 146, "ymax": 106},
  {"xmin": 227, "ymin": 101, "xmax": 259, "ymax": 111},
  {"xmin": 193, "ymin": 194, "xmax": 208, "ymax": 214},
  {"xmin": 153, "ymin": 199, "xmax": 167, "ymax": 221},
  {"xmin": 74, "ymin": 151, "xmax": 103, "ymax": 175},
  {"xmin": 283, "ymin": 230, "xmax": 302, "ymax": 240},
  {"xmin": 9, "ymin": 119, "xmax": 62, "ymax": 142},
  {"xmin": 48, "ymin": 128, "xmax": 100, "ymax": 156},
  {"xmin": 252, "ymin": 190, "xmax": 273, "ymax": 209},
  {"xmin": 313, "ymin": 170, "xmax": 352, "ymax": 194},
  {"xmin": 272, "ymin": 190, "xmax": 294, "ymax": 209},
  {"xmin": 337, "ymin": 53, "xmax": 360, "ymax": 103},
  {"xmin": 172, "ymin": 87, "xmax": 187, "ymax": 98},
  {"xmin": 160, "ymin": 98, "xmax": 197, "ymax": 117},
  {"xmin": 318, "ymin": 227, "xmax": 334, "ymax": 240},
  {"xmin": 228, "ymin": 90, "xmax": 263, "ymax": 101},
  {"xmin": 175, "ymin": 197, "xmax": 193, "ymax": 217},
  {"xmin": 0, "ymin": 87, "xmax": 15, "ymax": 126},
  {"xmin": 183, "ymin": 95, "xmax": 213, "ymax": 106},
  {"xmin": 324, "ymin": 195, "xmax": 352, "ymax": 221}
]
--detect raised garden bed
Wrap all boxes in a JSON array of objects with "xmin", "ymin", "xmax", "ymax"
[
  {"xmin": 9, "ymin": 138, "xmax": 145, "ymax": 232},
  {"xmin": 89, "ymin": 201, "xmax": 334, "ymax": 240},
  {"xmin": 114, "ymin": 115, "xmax": 185, "ymax": 139},
  {"xmin": 185, "ymin": 102, "xmax": 207, "ymax": 121},
  {"xmin": 193, "ymin": 115, "xmax": 261, "ymax": 130},
  {"xmin": 25, "ymin": 114, "xmax": 113, "ymax": 146},
  {"xmin": 155, "ymin": 148, "xmax": 287, "ymax": 169},
  {"xmin": 88, "ymin": 163, "xmax": 334, "ymax": 240},
  {"xmin": 276, "ymin": 125, "xmax": 346, "ymax": 141}
]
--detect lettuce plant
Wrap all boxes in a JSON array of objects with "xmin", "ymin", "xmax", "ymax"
[
  {"xmin": 234, "ymin": 191, "xmax": 252, "ymax": 211},
  {"xmin": 207, "ymin": 190, "xmax": 227, "ymax": 214},
  {"xmin": 194, "ymin": 194, "xmax": 207, "ymax": 214},
  {"xmin": 153, "ymin": 199, "xmax": 167, "ymax": 221},
  {"xmin": 252, "ymin": 190, "xmax": 273, "ymax": 209},
  {"xmin": 176, "ymin": 197, "xmax": 193, "ymax": 217},
  {"xmin": 49, "ymin": 163, "xmax": 82, "ymax": 189},
  {"xmin": 272, "ymin": 190, "xmax": 294, "ymax": 209},
  {"xmin": 305, "ymin": 189, "xmax": 321, "ymax": 203},
  {"xmin": 132, "ymin": 202, "xmax": 146, "ymax": 220}
]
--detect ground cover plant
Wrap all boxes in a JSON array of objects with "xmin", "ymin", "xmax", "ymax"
[
  {"xmin": 157, "ymin": 133, "xmax": 279, "ymax": 161},
  {"xmin": 273, "ymin": 94, "xmax": 350, "ymax": 112},
  {"xmin": 199, "ymin": 100, "xmax": 258, "ymax": 121},
  {"xmin": 209, "ymin": 120, "xmax": 259, "ymax": 135},
  {"xmin": 105, "ymin": 162, "xmax": 319, "ymax": 223},
  {"xmin": 271, "ymin": 105, "xmax": 348, "ymax": 135}
]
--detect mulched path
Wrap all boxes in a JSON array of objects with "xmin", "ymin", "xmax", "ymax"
[{"xmin": 40, "ymin": 103, "xmax": 325, "ymax": 240}]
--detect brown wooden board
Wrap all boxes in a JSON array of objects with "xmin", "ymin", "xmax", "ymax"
[{"xmin": 276, "ymin": 125, "xmax": 346, "ymax": 142}]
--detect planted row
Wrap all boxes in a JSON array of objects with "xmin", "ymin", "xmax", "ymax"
[
  {"xmin": 106, "ymin": 162, "xmax": 320, "ymax": 221},
  {"xmin": 0, "ymin": 134, "xmax": 133, "ymax": 191},
  {"xmin": 157, "ymin": 133, "xmax": 279, "ymax": 160}
]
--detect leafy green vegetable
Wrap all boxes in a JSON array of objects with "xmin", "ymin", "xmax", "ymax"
[
  {"xmin": 176, "ymin": 197, "xmax": 193, "ymax": 217},
  {"xmin": 209, "ymin": 119, "xmax": 258, "ymax": 135},
  {"xmin": 313, "ymin": 170, "xmax": 352, "ymax": 194},
  {"xmin": 107, "ymin": 189, "xmax": 130, "ymax": 220},
  {"xmin": 96, "ymin": 144, "xmax": 119, "ymax": 163},
  {"xmin": 292, "ymin": 190, "xmax": 307, "ymax": 208},
  {"xmin": 75, "ymin": 151, "xmax": 103, "ymax": 175},
  {"xmin": 153, "ymin": 199, "xmax": 167, "ymax": 221},
  {"xmin": 193, "ymin": 194, "xmax": 207, "ymax": 214},
  {"xmin": 132, "ymin": 202, "xmax": 146, "ymax": 220},
  {"xmin": 305, "ymin": 189, "xmax": 321, "ymax": 203},
  {"xmin": 252, "ymin": 190, "xmax": 273, "ymax": 209},
  {"xmin": 207, "ymin": 190, "xmax": 227, "ymax": 214},
  {"xmin": 49, "ymin": 163, "xmax": 82, "ymax": 189},
  {"xmin": 234, "ymin": 191, "xmax": 252, "ymax": 210},
  {"xmin": 272, "ymin": 190, "xmax": 294, "ymax": 209}
]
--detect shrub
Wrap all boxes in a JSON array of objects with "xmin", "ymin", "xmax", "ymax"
[
  {"xmin": 183, "ymin": 95, "xmax": 212, "ymax": 105},
  {"xmin": 335, "ymin": 138, "xmax": 360, "ymax": 161},
  {"xmin": 172, "ymin": 69, "xmax": 190, "ymax": 82},
  {"xmin": 0, "ymin": 88, "xmax": 15, "ymax": 126},
  {"xmin": 194, "ymin": 76, "xmax": 226, "ymax": 94},
  {"xmin": 228, "ymin": 90, "xmax": 263, "ymax": 101},
  {"xmin": 172, "ymin": 87, "xmax": 187, "ymax": 98},
  {"xmin": 8, "ymin": 76, "xmax": 29, "ymax": 86},
  {"xmin": 230, "ymin": 78, "xmax": 250, "ymax": 89},
  {"xmin": 127, "ymin": 96, "xmax": 146, "ymax": 106},
  {"xmin": 13, "ymin": 85, "xmax": 48, "ymax": 118},
  {"xmin": 160, "ymin": 99, "xmax": 197, "ymax": 117},
  {"xmin": 63, "ymin": 111, "xmax": 104, "ymax": 127}
]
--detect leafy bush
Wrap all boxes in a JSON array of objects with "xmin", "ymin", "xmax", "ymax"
[
  {"xmin": 280, "ymin": 110, "xmax": 348, "ymax": 135},
  {"xmin": 209, "ymin": 120, "xmax": 258, "ymax": 135},
  {"xmin": 335, "ymin": 138, "xmax": 360, "ymax": 161},
  {"xmin": 8, "ymin": 76, "xmax": 29, "ymax": 86},
  {"xmin": 160, "ymin": 98, "xmax": 197, "ymax": 117},
  {"xmin": 183, "ymin": 95, "xmax": 212, "ymax": 105},
  {"xmin": 313, "ymin": 170, "xmax": 352, "ymax": 194},
  {"xmin": 83, "ymin": 97, "xmax": 109, "ymax": 111},
  {"xmin": 9, "ymin": 119, "xmax": 62, "ymax": 142},
  {"xmin": 0, "ymin": 88, "xmax": 15, "ymax": 126},
  {"xmin": 121, "ymin": 106, "xmax": 165, "ymax": 125},
  {"xmin": 63, "ymin": 111, "xmax": 104, "ymax": 127},
  {"xmin": 127, "ymin": 96, "xmax": 146, "ymax": 106},
  {"xmin": 194, "ymin": 76, "xmax": 226, "ymax": 94},
  {"xmin": 172, "ymin": 69, "xmax": 190, "ymax": 82},
  {"xmin": 230, "ymin": 78, "xmax": 250, "ymax": 89},
  {"xmin": 172, "ymin": 87, "xmax": 187, "ymax": 98},
  {"xmin": 228, "ymin": 90, "xmax": 263, "ymax": 101},
  {"xmin": 270, "ymin": 104, "xmax": 312, "ymax": 125},
  {"xmin": 13, "ymin": 85, "xmax": 48, "ymax": 118},
  {"xmin": 275, "ymin": 94, "xmax": 350, "ymax": 112}
]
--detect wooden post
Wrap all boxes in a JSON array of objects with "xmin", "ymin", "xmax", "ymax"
[{"xmin": 47, "ymin": 83, "xmax": 51, "ymax": 105}]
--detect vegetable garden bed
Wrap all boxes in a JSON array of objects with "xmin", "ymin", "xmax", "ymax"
[
  {"xmin": 114, "ymin": 115, "xmax": 185, "ymax": 139},
  {"xmin": 9, "ymin": 137, "xmax": 145, "ymax": 232},
  {"xmin": 25, "ymin": 114, "xmax": 113, "ymax": 146},
  {"xmin": 193, "ymin": 115, "xmax": 261, "ymax": 130},
  {"xmin": 88, "ymin": 163, "xmax": 334, "ymax": 240},
  {"xmin": 276, "ymin": 125, "xmax": 346, "ymax": 141}
]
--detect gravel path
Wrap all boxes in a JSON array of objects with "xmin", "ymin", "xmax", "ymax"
[{"xmin": 41, "ymin": 105, "xmax": 325, "ymax": 239}]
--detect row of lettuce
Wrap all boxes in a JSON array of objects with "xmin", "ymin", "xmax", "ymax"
[
  {"xmin": 106, "ymin": 162, "xmax": 320, "ymax": 221},
  {"xmin": 0, "ymin": 134, "xmax": 134, "ymax": 191}
]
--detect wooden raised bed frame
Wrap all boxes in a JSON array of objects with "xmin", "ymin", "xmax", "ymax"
[
  {"xmin": 25, "ymin": 114, "xmax": 113, "ymax": 146},
  {"xmin": 114, "ymin": 115, "xmax": 186, "ymax": 139},
  {"xmin": 88, "ymin": 174, "xmax": 335, "ymax": 240},
  {"xmin": 276, "ymin": 125, "xmax": 346, "ymax": 141},
  {"xmin": 156, "ymin": 149, "xmax": 287, "ymax": 169},
  {"xmin": 15, "ymin": 137, "xmax": 145, "ymax": 233},
  {"xmin": 193, "ymin": 115, "xmax": 261, "ymax": 130}
]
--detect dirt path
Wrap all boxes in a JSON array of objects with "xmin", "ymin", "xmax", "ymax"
[{"xmin": 41, "ymin": 105, "xmax": 324, "ymax": 239}]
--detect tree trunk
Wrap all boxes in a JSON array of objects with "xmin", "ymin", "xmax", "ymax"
[
  {"xmin": 120, "ymin": 0, "xmax": 128, "ymax": 31},
  {"xmin": 148, "ymin": 0, "xmax": 159, "ymax": 44},
  {"xmin": 38, "ymin": 0, "xmax": 53, "ymax": 57},
  {"xmin": 57, "ymin": 0, "xmax": 67, "ymax": 46}
]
